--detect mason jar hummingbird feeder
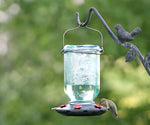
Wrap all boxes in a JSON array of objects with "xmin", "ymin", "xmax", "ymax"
[
  {"xmin": 52, "ymin": 26, "xmax": 109, "ymax": 116},
  {"xmin": 52, "ymin": 7, "xmax": 150, "ymax": 117}
]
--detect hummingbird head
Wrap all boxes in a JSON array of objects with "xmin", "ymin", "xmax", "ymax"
[{"xmin": 100, "ymin": 98, "xmax": 107, "ymax": 104}]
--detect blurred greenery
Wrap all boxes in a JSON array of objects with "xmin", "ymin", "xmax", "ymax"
[{"xmin": 0, "ymin": 0, "xmax": 150, "ymax": 125}]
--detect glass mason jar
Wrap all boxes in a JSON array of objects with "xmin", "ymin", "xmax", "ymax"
[{"xmin": 63, "ymin": 45, "xmax": 101, "ymax": 104}]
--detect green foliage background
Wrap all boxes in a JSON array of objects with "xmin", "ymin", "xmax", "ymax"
[{"xmin": 0, "ymin": 0, "xmax": 150, "ymax": 125}]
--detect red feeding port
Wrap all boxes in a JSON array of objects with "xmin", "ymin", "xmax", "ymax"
[
  {"xmin": 73, "ymin": 104, "xmax": 82, "ymax": 109},
  {"xmin": 95, "ymin": 104, "xmax": 103, "ymax": 109}
]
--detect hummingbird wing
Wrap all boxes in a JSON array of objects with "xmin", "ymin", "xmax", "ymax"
[{"xmin": 100, "ymin": 98, "xmax": 118, "ymax": 118}]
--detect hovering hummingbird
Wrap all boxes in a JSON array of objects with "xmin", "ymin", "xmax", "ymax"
[
  {"xmin": 114, "ymin": 24, "xmax": 141, "ymax": 43},
  {"xmin": 100, "ymin": 98, "xmax": 118, "ymax": 118}
]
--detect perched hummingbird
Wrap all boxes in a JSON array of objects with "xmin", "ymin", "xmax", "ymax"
[
  {"xmin": 100, "ymin": 98, "xmax": 118, "ymax": 118},
  {"xmin": 114, "ymin": 24, "xmax": 141, "ymax": 43}
]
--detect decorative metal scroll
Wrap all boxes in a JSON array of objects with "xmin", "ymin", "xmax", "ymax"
[{"xmin": 76, "ymin": 7, "xmax": 150, "ymax": 75}]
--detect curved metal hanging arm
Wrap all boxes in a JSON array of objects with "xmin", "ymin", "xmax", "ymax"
[
  {"xmin": 76, "ymin": 7, "xmax": 150, "ymax": 75},
  {"xmin": 61, "ymin": 25, "xmax": 104, "ymax": 55}
]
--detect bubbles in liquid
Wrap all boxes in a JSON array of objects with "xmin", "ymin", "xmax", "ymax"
[
  {"xmin": 72, "ymin": 54, "xmax": 97, "ymax": 85},
  {"xmin": 64, "ymin": 45, "xmax": 100, "ymax": 104}
]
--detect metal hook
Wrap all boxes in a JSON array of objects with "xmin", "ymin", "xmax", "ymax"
[{"xmin": 75, "ymin": 7, "xmax": 150, "ymax": 75}]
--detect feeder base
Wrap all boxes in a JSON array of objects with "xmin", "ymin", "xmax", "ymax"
[{"xmin": 52, "ymin": 103, "xmax": 109, "ymax": 116}]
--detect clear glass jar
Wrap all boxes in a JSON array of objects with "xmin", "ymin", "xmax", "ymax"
[{"xmin": 64, "ymin": 45, "xmax": 101, "ymax": 104}]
